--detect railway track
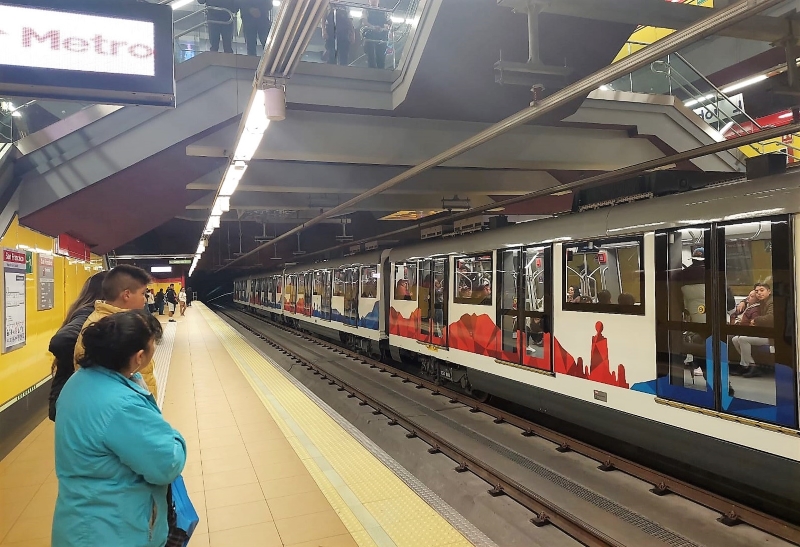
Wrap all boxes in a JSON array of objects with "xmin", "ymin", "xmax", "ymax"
[{"xmin": 215, "ymin": 305, "xmax": 800, "ymax": 547}]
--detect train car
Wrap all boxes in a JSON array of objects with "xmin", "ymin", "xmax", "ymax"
[
  {"xmin": 386, "ymin": 172, "xmax": 800, "ymax": 523},
  {"xmin": 279, "ymin": 252, "xmax": 387, "ymax": 354},
  {"xmin": 233, "ymin": 170, "xmax": 800, "ymax": 522}
]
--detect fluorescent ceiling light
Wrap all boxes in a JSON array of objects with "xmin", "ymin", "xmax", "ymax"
[
  {"xmin": 684, "ymin": 93, "xmax": 715, "ymax": 108},
  {"xmin": 151, "ymin": 266, "xmax": 172, "ymax": 273},
  {"xmin": 171, "ymin": 0, "xmax": 194, "ymax": 9},
  {"xmin": 219, "ymin": 163, "xmax": 246, "ymax": 196},
  {"xmin": 212, "ymin": 196, "xmax": 230, "ymax": 216},
  {"xmin": 11, "ymin": 111, "xmax": 21, "ymax": 118},
  {"xmin": 779, "ymin": 112, "xmax": 793, "ymax": 119},
  {"xmin": 209, "ymin": 215, "xmax": 221, "ymax": 229},
  {"xmin": 721, "ymin": 74, "xmax": 768, "ymax": 94},
  {"xmin": 390, "ymin": 15, "xmax": 404, "ymax": 24},
  {"xmin": 272, "ymin": 0, "xmax": 280, "ymax": 5},
  {"xmin": 203, "ymin": 218, "xmax": 216, "ymax": 235},
  {"xmin": 234, "ymin": 131, "xmax": 265, "ymax": 162},
  {"xmin": 350, "ymin": 9, "xmax": 362, "ymax": 18}
]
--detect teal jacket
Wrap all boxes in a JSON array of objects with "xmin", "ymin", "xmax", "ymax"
[{"xmin": 53, "ymin": 367, "xmax": 187, "ymax": 547}]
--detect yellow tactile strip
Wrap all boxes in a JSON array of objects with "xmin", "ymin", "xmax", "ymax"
[{"xmin": 198, "ymin": 305, "xmax": 485, "ymax": 547}]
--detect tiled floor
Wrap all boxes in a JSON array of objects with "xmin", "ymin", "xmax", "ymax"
[{"xmin": 0, "ymin": 305, "xmax": 487, "ymax": 547}]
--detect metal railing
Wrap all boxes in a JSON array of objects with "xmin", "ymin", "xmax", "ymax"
[{"xmin": 608, "ymin": 40, "xmax": 800, "ymax": 167}]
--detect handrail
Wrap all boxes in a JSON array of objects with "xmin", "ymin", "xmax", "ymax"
[{"xmin": 173, "ymin": 6, "xmax": 236, "ymax": 40}]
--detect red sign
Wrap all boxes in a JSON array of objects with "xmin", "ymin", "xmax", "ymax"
[
  {"xmin": 3, "ymin": 250, "xmax": 25, "ymax": 264},
  {"xmin": 597, "ymin": 251, "xmax": 607, "ymax": 265},
  {"xmin": 56, "ymin": 234, "xmax": 90, "ymax": 261}
]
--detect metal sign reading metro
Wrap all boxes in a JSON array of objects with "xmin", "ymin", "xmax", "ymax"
[{"xmin": 0, "ymin": 1, "xmax": 174, "ymax": 107}]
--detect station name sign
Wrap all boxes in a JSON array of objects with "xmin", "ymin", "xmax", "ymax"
[{"xmin": 0, "ymin": 1, "xmax": 175, "ymax": 107}]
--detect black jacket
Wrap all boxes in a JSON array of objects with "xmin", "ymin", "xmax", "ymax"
[
  {"xmin": 165, "ymin": 288, "xmax": 178, "ymax": 304},
  {"xmin": 48, "ymin": 305, "xmax": 93, "ymax": 421}
]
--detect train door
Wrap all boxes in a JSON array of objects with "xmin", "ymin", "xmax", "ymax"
[
  {"xmin": 655, "ymin": 217, "xmax": 797, "ymax": 428},
  {"xmin": 418, "ymin": 258, "xmax": 448, "ymax": 346},
  {"xmin": 497, "ymin": 247, "xmax": 552, "ymax": 370},
  {"xmin": 303, "ymin": 272, "xmax": 313, "ymax": 316},
  {"xmin": 321, "ymin": 270, "xmax": 332, "ymax": 320},
  {"xmin": 344, "ymin": 267, "xmax": 359, "ymax": 326}
]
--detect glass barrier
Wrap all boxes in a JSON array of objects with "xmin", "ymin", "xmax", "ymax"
[
  {"xmin": 603, "ymin": 47, "xmax": 800, "ymax": 166},
  {"xmin": 300, "ymin": 0, "xmax": 424, "ymax": 71}
]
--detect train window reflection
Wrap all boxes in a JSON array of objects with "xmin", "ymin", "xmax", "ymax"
[
  {"xmin": 394, "ymin": 263, "xmax": 417, "ymax": 301},
  {"xmin": 361, "ymin": 266, "xmax": 378, "ymax": 298},
  {"xmin": 454, "ymin": 254, "xmax": 493, "ymax": 305},
  {"xmin": 563, "ymin": 238, "xmax": 644, "ymax": 314}
]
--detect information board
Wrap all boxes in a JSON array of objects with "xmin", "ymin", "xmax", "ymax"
[
  {"xmin": 0, "ymin": 1, "xmax": 175, "ymax": 106},
  {"xmin": 37, "ymin": 253, "xmax": 54, "ymax": 311},
  {"xmin": 3, "ymin": 249, "xmax": 26, "ymax": 353}
]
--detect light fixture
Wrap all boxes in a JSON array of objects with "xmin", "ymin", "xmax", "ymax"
[
  {"xmin": 203, "ymin": 218, "xmax": 216, "ymax": 235},
  {"xmin": 272, "ymin": 0, "xmax": 280, "ymax": 5},
  {"xmin": 209, "ymin": 215, "xmax": 221, "ymax": 229},
  {"xmin": 197, "ymin": 241, "xmax": 205, "ymax": 254},
  {"xmin": 170, "ymin": 0, "xmax": 194, "ymax": 9},
  {"xmin": 350, "ymin": 9, "xmax": 362, "ymax": 18},
  {"xmin": 684, "ymin": 93, "xmax": 715, "ymax": 108},
  {"xmin": 219, "ymin": 163, "xmax": 247, "ymax": 196},
  {"xmin": 212, "ymin": 196, "xmax": 230, "ymax": 216},
  {"xmin": 719, "ymin": 121, "xmax": 735, "ymax": 135},
  {"xmin": 779, "ymin": 112, "xmax": 794, "ymax": 120},
  {"xmin": 151, "ymin": 266, "xmax": 172, "ymax": 273},
  {"xmin": 721, "ymin": 74, "xmax": 768, "ymax": 94}
]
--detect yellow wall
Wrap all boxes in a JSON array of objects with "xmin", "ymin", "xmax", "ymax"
[
  {"xmin": 150, "ymin": 282, "xmax": 183, "ymax": 295},
  {"xmin": 0, "ymin": 217, "xmax": 103, "ymax": 406},
  {"xmin": 613, "ymin": 1, "xmax": 713, "ymax": 63}
]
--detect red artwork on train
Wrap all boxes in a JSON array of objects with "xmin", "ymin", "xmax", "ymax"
[{"xmin": 553, "ymin": 321, "xmax": 629, "ymax": 388}]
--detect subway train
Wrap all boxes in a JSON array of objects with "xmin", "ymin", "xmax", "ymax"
[{"xmin": 233, "ymin": 169, "xmax": 800, "ymax": 524}]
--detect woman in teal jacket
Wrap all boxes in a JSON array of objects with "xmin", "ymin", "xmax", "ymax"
[{"xmin": 53, "ymin": 311, "xmax": 187, "ymax": 547}]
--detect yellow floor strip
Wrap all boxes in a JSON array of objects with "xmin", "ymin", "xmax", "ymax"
[{"xmin": 199, "ymin": 305, "xmax": 477, "ymax": 547}]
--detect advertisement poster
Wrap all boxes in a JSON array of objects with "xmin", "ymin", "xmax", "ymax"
[
  {"xmin": 37, "ymin": 254, "xmax": 55, "ymax": 311},
  {"xmin": 3, "ymin": 249, "xmax": 26, "ymax": 352}
]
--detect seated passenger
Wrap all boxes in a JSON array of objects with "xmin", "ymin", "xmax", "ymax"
[
  {"xmin": 618, "ymin": 292, "xmax": 636, "ymax": 306},
  {"xmin": 597, "ymin": 289, "xmax": 612, "ymax": 304},
  {"xmin": 395, "ymin": 279, "xmax": 411, "ymax": 300},
  {"xmin": 730, "ymin": 290, "xmax": 758, "ymax": 325},
  {"xmin": 580, "ymin": 296, "xmax": 593, "ymax": 304},
  {"xmin": 731, "ymin": 282, "xmax": 774, "ymax": 377},
  {"xmin": 458, "ymin": 283, "xmax": 472, "ymax": 300},
  {"xmin": 477, "ymin": 280, "xmax": 492, "ymax": 305},
  {"xmin": 53, "ymin": 311, "xmax": 186, "ymax": 547}
]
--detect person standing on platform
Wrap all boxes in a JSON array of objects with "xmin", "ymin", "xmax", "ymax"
[
  {"xmin": 179, "ymin": 287, "xmax": 188, "ymax": 316},
  {"xmin": 53, "ymin": 311, "xmax": 186, "ymax": 547},
  {"xmin": 362, "ymin": 0, "xmax": 390, "ymax": 69},
  {"xmin": 47, "ymin": 272, "xmax": 107, "ymax": 422},
  {"xmin": 199, "ymin": 0, "xmax": 237, "ymax": 53},
  {"xmin": 146, "ymin": 288, "xmax": 156, "ymax": 313},
  {"xmin": 186, "ymin": 287, "xmax": 193, "ymax": 307},
  {"xmin": 155, "ymin": 288, "xmax": 165, "ymax": 315},
  {"xmin": 74, "ymin": 265, "xmax": 159, "ymax": 398},
  {"xmin": 238, "ymin": 0, "xmax": 271, "ymax": 56},
  {"xmin": 165, "ymin": 284, "xmax": 179, "ymax": 323}
]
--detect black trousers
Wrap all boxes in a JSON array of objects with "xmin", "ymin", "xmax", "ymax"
[
  {"xmin": 326, "ymin": 38, "xmax": 350, "ymax": 66},
  {"xmin": 365, "ymin": 41, "xmax": 387, "ymax": 68},
  {"xmin": 242, "ymin": 14, "xmax": 270, "ymax": 56},
  {"xmin": 208, "ymin": 20, "xmax": 233, "ymax": 53}
]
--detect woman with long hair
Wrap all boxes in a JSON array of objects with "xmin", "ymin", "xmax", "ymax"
[
  {"xmin": 52, "ymin": 311, "xmax": 186, "ymax": 547},
  {"xmin": 47, "ymin": 271, "xmax": 107, "ymax": 421}
]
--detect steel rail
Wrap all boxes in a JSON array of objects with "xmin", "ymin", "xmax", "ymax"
[
  {"xmin": 218, "ymin": 307, "xmax": 623, "ymax": 547},
  {"xmin": 216, "ymin": 0, "xmax": 786, "ymax": 272},
  {"xmin": 218, "ymin": 306, "xmax": 800, "ymax": 545}
]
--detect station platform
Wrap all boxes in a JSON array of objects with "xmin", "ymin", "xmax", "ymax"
[{"xmin": 0, "ymin": 303, "xmax": 493, "ymax": 547}]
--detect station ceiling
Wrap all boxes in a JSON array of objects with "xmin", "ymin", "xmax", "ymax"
[{"xmin": 10, "ymin": 0, "xmax": 800, "ymax": 275}]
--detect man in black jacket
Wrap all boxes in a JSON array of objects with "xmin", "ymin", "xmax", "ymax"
[
  {"xmin": 238, "ymin": 0, "xmax": 271, "ymax": 56},
  {"xmin": 165, "ymin": 284, "xmax": 179, "ymax": 322}
]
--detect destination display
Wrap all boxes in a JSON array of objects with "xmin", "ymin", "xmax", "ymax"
[{"xmin": 0, "ymin": 1, "xmax": 175, "ymax": 106}]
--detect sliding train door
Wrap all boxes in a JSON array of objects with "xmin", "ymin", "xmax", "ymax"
[
  {"xmin": 418, "ymin": 258, "xmax": 448, "ymax": 346},
  {"xmin": 497, "ymin": 246, "xmax": 552, "ymax": 371},
  {"xmin": 655, "ymin": 217, "xmax": 797, "ymax": 428}
]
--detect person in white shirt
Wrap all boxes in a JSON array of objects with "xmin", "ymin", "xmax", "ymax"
[{"xmin": 178, "ymin": 288, "xmax": 187, "ymax": 316}]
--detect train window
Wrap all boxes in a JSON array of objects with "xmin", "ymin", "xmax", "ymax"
[
  {"xmin": 344, "ymin": 267, "xmax": 359, "ymax": 324},
  {"xmin": 361, "ymin": 266, "xmax": 378, "ymax": 298},
  {"xmin": 314, "ymin": 271, "xmax": 323, "ymax": 296},
  {"xmin": 563, "ymin": 238, "xmax": 644, "ymax": 315},
  {"xmin": 454, "ymin": 254, "xmax": 493, "ymax": 305},
  {"xmin": 333, "ymin": 269, "xmax": 345, "ymax": 297},
  {"xmin": 394, "ymin": 263, "xmax": 417, "ymax": 301}
]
